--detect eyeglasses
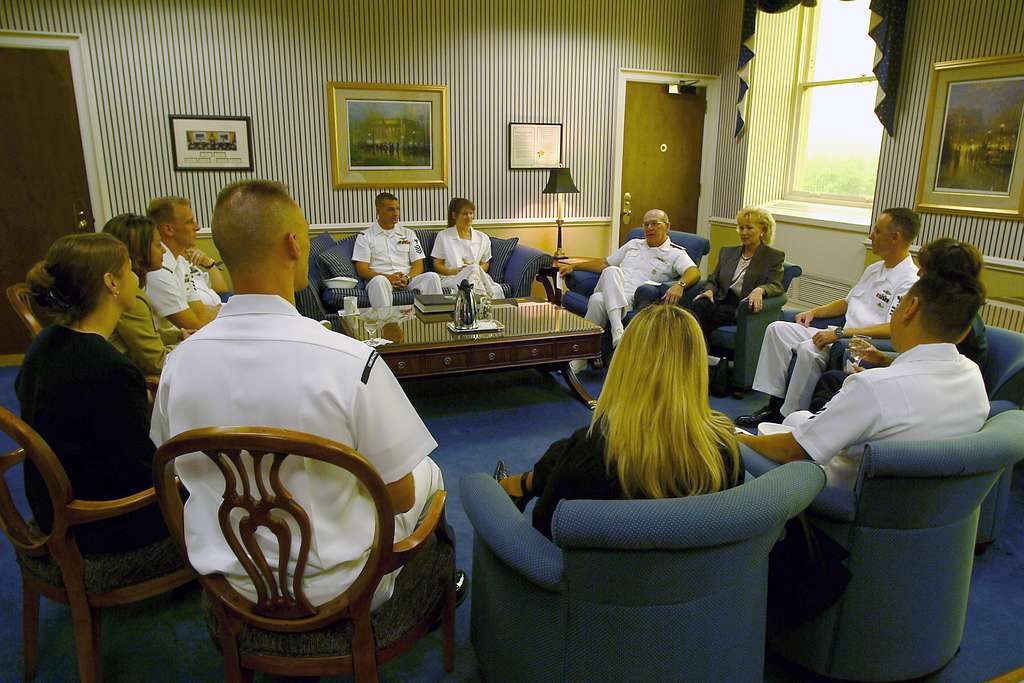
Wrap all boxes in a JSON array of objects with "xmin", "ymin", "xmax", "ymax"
[{"xmin": 642, "ymin": 220, "xmax": 666, "ymax": 228}]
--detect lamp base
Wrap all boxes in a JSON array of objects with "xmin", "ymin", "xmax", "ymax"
[{"xmin": 553, "ymin": 247, "xmax": 567, "ymax": 260}]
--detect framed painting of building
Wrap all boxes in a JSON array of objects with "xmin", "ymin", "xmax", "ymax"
[
  {"xmin": 169, "ymin": 115, "xmax": 253, "ymax": 171},
  {"xmin": 916, "ymin": 53, "xmax": 1024, "ymax": 220},
  {"xmin": 328, "ymin": 82, "xmax": 449, "ymax": 189}
]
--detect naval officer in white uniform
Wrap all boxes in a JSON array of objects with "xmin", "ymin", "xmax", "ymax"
[
  {"xmin": 738, "ymin": 270, "xmax": 989, "ymax": 489},
  {"xmin": 738, "ymin": 208, "xmax": 921, "ymax": 427},
  {"xmin": 151, "ymin": 180, "xmax": 448, "ymax": 609},
  {"xmin": 557, "ymin": 208, "xmax": 699, "ymax": 356},
  {"xmin": 353, "ymin": 192, "xmax": 443, "ymax": 308}
]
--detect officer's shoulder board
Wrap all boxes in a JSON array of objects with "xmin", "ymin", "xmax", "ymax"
[
  {"xmin": 668, "ymin": 242, "xmax": 686, "ymax": 250},
  {"xmin": 361, "ymin": 350, "xmax": 380, "ymax": 384}
]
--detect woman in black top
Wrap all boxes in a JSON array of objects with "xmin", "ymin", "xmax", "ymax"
[
  {"xmin": 16, "ymin": 233, "xmax": 168, "ymax": 554},
  {"xmin": 497, "ymin": 304, "xmax": 742, "ymax": 539}
]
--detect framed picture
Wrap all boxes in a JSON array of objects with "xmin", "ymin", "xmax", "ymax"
[
  {"xmin": 327, "ymin": 82, "xmax": 448, "ymax": 189},
  {"xmin": 168, "ymin": 115, "xmax": 253, "ymax": 171},
  {"xmin": 508, "ymin": 122, "xmax": 563, "ymax": 169},
  {"xmin": 916, "ymin": 53, "xmax": 1024, "ymax": 220}
]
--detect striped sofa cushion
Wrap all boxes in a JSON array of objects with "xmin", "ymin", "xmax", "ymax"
[{"xmin": 488, "ymin": 236, "xmax": 519, "ymax": 283}]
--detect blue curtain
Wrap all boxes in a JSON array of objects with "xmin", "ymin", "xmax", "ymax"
[{"xmin": 734, "ymin": 0, "xmax": 906, "ymax": 139}]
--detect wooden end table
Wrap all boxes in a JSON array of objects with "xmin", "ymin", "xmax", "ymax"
[{"xmin": 338, "ymin": 300, "xmax": 602, "ymax": 408}]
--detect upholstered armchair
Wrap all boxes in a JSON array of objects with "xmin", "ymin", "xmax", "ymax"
[
  {"xmin": 708, "ymin": 262, "xmax": 803, "ymax": 391},
  {"xmin": 560, "ymin": 229, "xmax": 711, "ymax": 319},
  {"xmin": 741, "ymin": 410, "xmax": 1024, "ymax": 681},
  {"xmin": 460, "ymin": 461, "xmax": 825, "ymax": 683}
]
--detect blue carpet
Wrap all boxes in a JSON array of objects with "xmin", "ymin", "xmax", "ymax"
[{"xmin": 0, "ymin": 363, "xmax": 1021, "ymax": 681}]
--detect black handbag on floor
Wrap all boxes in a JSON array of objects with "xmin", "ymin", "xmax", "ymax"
[{"xmin": 709, "ymin": 359, "xmax": 732, "ymax": 398}]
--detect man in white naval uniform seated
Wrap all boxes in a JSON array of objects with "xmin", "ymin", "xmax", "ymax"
[
  {"xmin": 557, "ymin": 208, "xmax": 699, "ymax": 368},
  {"xmin": 353, "ymin": 192, "xmax": 443, "ymax": 308},
  {"xmin": 737, "ymin": 208, "xmax": 921, "ymax": 427},
  {"xmin": 146, "ymin": 196, "xmax": 223, "ymax": 329},
  {"xmin": 737, "ymin": 271, "xmax": 989, "ymax": 489},
  {"xmin": 151, "ymin": 180, "xmax": 450, "ymax": 609}
]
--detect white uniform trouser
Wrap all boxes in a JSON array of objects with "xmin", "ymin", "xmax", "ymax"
[
  {"xmin": 440, "ymin": 265, "xmax": 504, "ymax": 299},
  {"xmin": 366, "ymin": 272, "xmax": 442, "ymax": 308},
  {"xmin": 751, "ymin": 321, "xmax": 831, "ymax": 417},
  {"xmin": 372, "ymin": 456, "xmax": 445, "ymax": 609},
  {"xmin": 584, "ymin": 266, "xmax": 634, "ymax": 344}
]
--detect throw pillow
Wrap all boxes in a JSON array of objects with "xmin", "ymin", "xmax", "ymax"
[
  {"xmin": 487, "ymin": 235, "xmax": 519, "ymax": 283},
  {"xmin": 318, "ymin": 237, "xmax": 359, "ymax": 281}
]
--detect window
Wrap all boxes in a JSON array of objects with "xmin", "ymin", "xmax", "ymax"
[{"xmin": 788, "ymin": 0, "xmax": 882, "ymax": 205}]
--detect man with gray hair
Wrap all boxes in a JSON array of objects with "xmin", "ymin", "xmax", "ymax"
[{"xmin": 151, "ymin": 180, "xmax": 454, "ymax": 610}]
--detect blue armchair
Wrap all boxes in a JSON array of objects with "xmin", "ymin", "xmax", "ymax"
[
  {"xmin": 460, "ymin": 462, "xmax": 825, "ymax": 683},
  {"xmin": 742, "ymin": 410, "xmax": 1024, "ymax": 681},
  {"xmin": 708, "ymin": 262, "xmax": 802, "ymax": 391},
  {"xmin": 560, "ymin": 229, "xmax": 710, "ymax": 319},
  {"xmin": 296, "ymin": 231, "xmax": 551, "ymax": 326}
]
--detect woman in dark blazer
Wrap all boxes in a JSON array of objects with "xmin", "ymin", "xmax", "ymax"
[{"xmin": 688, "ymin": 206, "xmax": 785, "ymax": 342}]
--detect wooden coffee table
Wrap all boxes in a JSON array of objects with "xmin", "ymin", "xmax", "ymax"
[{"xmin": 338, "ymin": 300, "xmax": 602, "ymax": 408}]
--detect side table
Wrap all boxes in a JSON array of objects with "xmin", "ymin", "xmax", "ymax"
[{"xmin": 535, "ymin": 257, "xmax": 596, "ymax": 306}]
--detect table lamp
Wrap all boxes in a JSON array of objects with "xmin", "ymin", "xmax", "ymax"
[{"xmin": 542, "ymin": 167, "xmax": 579, "ymax": 259}]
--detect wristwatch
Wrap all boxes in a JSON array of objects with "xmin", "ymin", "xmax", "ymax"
[
  {"xmin": 200, "ymin": 260, "xmax": 223, "ymax": 270},
  {"xmin": 834, "ymin": 326, "xmax": 845, "ymax": 339}
]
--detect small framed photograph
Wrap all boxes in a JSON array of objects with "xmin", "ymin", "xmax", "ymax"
[
  {"xmin": 327, "ymin": 82, "xmax": 449, "ymax": 189},
  {"xmin": 916, "ymin": 54, "xmax": 1024, "ymax": 220},
  {"xmin": 508, "ymin": 122, "xmax": 563, "ymax": 169},
  {"xmin": 168, "ymin": 115, "xmax": 254, "ymax": 172}
]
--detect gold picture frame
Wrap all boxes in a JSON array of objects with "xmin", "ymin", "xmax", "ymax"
[
  {"xmin": 327, "ymin": 82, "xmax": 448, "ymax": 189},
  {"xmin": 916, "ymin": 53, "xmax": 1024, "ymax": 220}
]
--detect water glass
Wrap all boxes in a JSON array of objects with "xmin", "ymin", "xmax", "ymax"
[
  {"xmin": 475, "ymin": 292, "xmax": 492, "ymax": 321},
  {"xmin": 848, "ymin": 335, "xmax": 872, "ymax": 369}
]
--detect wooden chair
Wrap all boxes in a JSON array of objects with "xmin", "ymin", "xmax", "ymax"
[
  {"xmin": 6, "ymin": 282, "xmax": 43, "ymax": 340},
  {"xmin": 0, "ymin": 407, "xmax": 195, "ymax": 682},
  {"xmin": 153, "ymin": 426, "xmax": 456, "ymax": 683}
]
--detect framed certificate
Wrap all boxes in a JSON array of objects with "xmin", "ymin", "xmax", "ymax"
[{"xmin": 508, "ymin": 122, "xmax": 563, "ymax": 169}]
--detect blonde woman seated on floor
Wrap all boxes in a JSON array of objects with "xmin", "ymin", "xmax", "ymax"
[
  {"xmin": 431, "ymin": 197, "xmax": 505, "ymax": 299},
  {"xmin": 494, "ymin": 304, "xmax": 742, "ymax": 538},
  {"xmin": 103, "ymin": 213, "xmax": 192, "ymax": 376}
]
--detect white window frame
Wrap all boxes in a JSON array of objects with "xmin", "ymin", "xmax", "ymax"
[{"xmin": 784, "ymin": 2, "xmax": 880, "ymax": 207}]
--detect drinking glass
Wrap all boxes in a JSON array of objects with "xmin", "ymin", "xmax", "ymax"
[
  {"xmin": 475, "ymin": 292, "xmax": 492, "ymax": 321},
  {"xmin": 362, "ymin": 308, "xmax": 382, "ymax": 344},
  {"xmin": 848, "ymin": 335, "xmax": 872, "ymax": 369}
]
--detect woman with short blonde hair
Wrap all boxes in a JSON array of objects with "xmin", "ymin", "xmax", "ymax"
[{"xmin": 495, "ymin": 304, "xmax": 741, "ymax": 538}]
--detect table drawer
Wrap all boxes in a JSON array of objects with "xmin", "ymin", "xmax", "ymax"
[
  {"xmin": 470, "ymin": 348, "xmax": 511, "ymax": 366},
  {"xmin": 388, "ymin": 355, "xmax": 422, "ymax": 376},
  {"xmin": 556, "ymin": 338, "xmax": 598, "ymax": 358},
  {"xmin": 513, "ymin": 343, "xmax": 554, "ymax": 362},
  {"xmin": 425, "ymin": 351, "xmax": 469, "ymax": 371}
]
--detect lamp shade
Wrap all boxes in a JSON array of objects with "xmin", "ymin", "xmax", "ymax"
[{"xmin": 542, "ymin": 167, "xmax": 579, "ymax": 194}]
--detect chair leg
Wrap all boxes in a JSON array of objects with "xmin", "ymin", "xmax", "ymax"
[
  {"xmin": 22, "ymin": 582, "xmax": 39, "ymax": 681},
  {"xmin": 67, "ymin": 590, "xmax": 102, "ymax": 683}
]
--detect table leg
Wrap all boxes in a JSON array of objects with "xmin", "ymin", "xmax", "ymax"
[
  {"xmin": 536, "ymin": 271, "xmax": 560, "ymax": 305},
  {"xmin": 560, "ymin": 363, "xmax": 597, "ymax": 410}
]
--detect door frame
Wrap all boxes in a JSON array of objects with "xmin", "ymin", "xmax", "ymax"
[
  {"xmin": 0, "ymin": 30, "xmax": 110, "ymax": 227},
  {"xmin": 610, "ymin": 69, "xmax": 720, "ymax": 262}
]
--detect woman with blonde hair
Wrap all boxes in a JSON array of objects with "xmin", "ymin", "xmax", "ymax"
[
  {"xmin": 687, "ymin": 206, "xmax": 784, "ymax": 341},
  {"xmin": 431, "ymin": 197, "xmax": 505, "ymax": 299},
  {"xmin": 103, "ymin": 213, "xmax": 191, "ymax": 375},
  {"xmin": 16, "ymin": 233, "xmax": 169, "ymax": 553},
  {"xmin": 495, "ymin": 304, "xmax": 741, "ymax": 538}
]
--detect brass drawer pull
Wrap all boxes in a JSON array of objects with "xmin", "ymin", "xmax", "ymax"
[
  {"xmin": 397, "ymin": 361, "xmax": 406, "ymax": 369},
  {"xmin": 571, "ymin": 344, "xmax": 580, "ymax": 352},
  {"xmin": 488, "ymin": 352, "xmax": 496, "ymax": 361},
  {"xmin": 531, "ymin": 348, "xmax": 539, "ymax": 357},
  {"xmin": 443, "ymin": 356, "xmax": 452, "ymax": 366}
]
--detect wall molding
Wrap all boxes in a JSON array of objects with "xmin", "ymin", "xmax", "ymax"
[
  {"xmin": 860, "ymin": 239, "xmax": 1024, "ymax": 276},
  {"xmin": 196, "ymin": 216, "xmax": 613, "ymax": 236}
]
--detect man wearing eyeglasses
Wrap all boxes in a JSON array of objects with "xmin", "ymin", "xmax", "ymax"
[{"xmin": 558, "ymin": 209, "xmax": 699, "ymax": 357}]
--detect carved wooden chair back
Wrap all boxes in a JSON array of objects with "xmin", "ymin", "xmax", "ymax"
[
  {"xmin": 0, "ymin": 406, "xmax": 194, "ymax": 683},
  {"xmin": 153, "ymin": 426, "xmax": 402, "ymax": 630},
  {"xmin": 7, "ymin": 282, "xmax": 44, "ymax": 340}
]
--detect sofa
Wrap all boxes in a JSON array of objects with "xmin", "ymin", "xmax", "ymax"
[{"xmin": 296, "ymin": 231, "xmax": 551, "ymax": 327}]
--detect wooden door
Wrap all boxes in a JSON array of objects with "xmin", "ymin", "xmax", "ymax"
[
  {"xmin": 0, "ymin": 47, "xmax": 93, "ymax": 354},
  {"xmin": 619, "ymin": 82, "xmax": 705, "ymax": 243}
]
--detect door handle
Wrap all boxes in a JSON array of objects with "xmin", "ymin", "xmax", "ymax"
[
  {"xmin": 74, "ymin": 200, "xmax": 93, "ymax": 232},
  {"xmin": 621, "ymin": 192, "xmax": 632, "ymax": 224}
]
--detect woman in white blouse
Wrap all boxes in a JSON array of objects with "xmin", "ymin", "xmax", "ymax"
[{"xmin": 431, "ymin": 198, "xmax": 505, "ymax": 299}]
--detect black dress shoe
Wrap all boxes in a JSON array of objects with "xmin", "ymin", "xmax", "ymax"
[
  {"xmin": 736, "ymin": 406, "xmax": 783, "ymax": 428},
  {"xmin": 454, "ymin": 569, "xmax": 468, "ymax": 608}
]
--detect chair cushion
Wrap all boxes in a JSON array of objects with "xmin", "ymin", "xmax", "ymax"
[
  {"xmin": 488, "ymin": 236, "xmax": 519, "ymax": 283},
  {"xmin": 17, "ymin": 531, "xmax": 186, "ymax": 595},
  {"xmin": 203, "ymin": 534, "xmax": 453, "ymax": 658},
  {"xmin": 318, "ymin": 237, "xmax": 360, "ymax": 281}
]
